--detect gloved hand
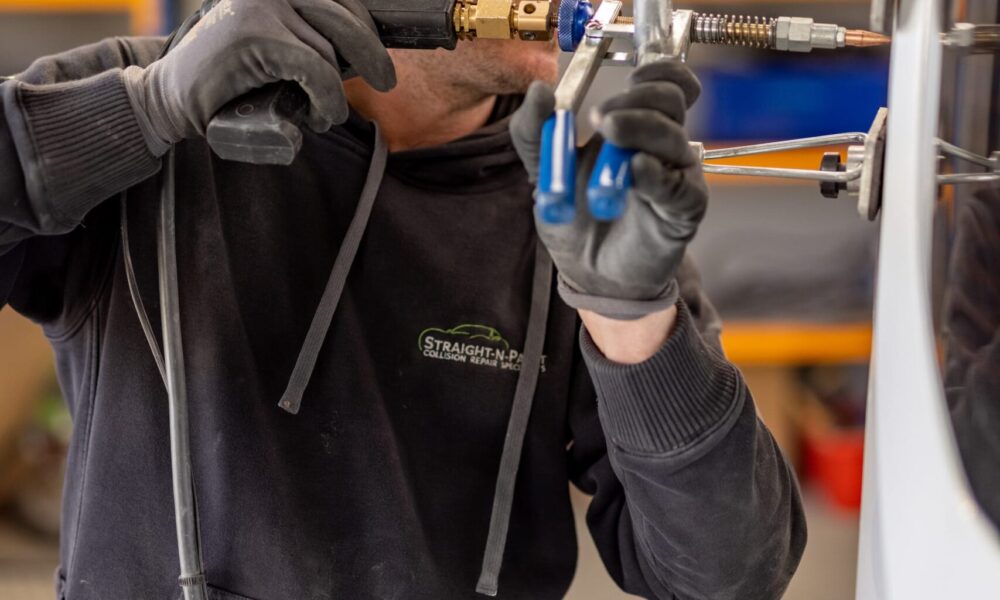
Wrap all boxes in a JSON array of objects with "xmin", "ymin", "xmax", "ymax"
[
  {"xmin": 510, "ymin": 61, "xmax": 708, "ymax": 320},
  {"xmin": 122, "ymin": 0, "xmax": 395, "ymax": 154}
]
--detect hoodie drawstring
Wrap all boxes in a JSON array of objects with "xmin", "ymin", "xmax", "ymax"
[
  {"xmin": 476, "ymin": 239, "xmax": 553, "ymax": 596},
  {"xmin": 278, "ymin": 126, "xmax": 388, "ymax": 414}
]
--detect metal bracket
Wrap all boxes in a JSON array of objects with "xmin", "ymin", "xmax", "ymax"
[
  {"xmin": 701, "ymin": 132, "xmax": 868, "ymax": 184},
  {"xmin": 937, "ymin": 144, "xmax": 1000, "ymax": 184},
  {"xmin": 858, "ymin": 107, "xmax": 888, "ymax": 220},
  {"xmin": 697, "ymin": 107, "xmax": 996, "ymax": 221},
  {"xmin": 554, "ymin": 0, "xmax": 623, "ymax": 112}
]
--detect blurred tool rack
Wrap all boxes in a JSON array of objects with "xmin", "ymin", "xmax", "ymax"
[
  {"xmin": 722, "ymin": 321, "xmax": 871, "ymax": 365},
  {"xmin": 0, "ymin": 0, "xmax": 167, "ymax": 34}
]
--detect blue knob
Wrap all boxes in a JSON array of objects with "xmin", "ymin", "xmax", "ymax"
[
  {"xmin": 558, "ymin": 0, "xmax": 594, "ymax": 52},
  {"xmin": 537, "ymin": 110, "xmax": 577, "ymax": 224},
  {"xmin": 587, "ymin": 142, "xmax": 635, "ymax": 221}
]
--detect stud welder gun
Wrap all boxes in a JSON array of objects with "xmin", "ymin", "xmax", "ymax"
[{"xmin": 206, "ymin": 0, "xmax": 891, "ymax": 219}]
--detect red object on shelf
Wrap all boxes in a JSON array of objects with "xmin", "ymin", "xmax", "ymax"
[{"xmin": 802, "ymin": 428, "xmax": 865, "ymax": 511}]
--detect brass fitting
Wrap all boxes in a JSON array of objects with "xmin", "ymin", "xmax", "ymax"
[{"xmin": 454, "ymin": 0, "xmax": 555, "ymax": 41}]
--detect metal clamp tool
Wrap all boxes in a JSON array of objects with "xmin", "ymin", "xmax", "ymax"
[{"xmin": 535, "ymin": 0, "xmax": 891, "ymax": 224}]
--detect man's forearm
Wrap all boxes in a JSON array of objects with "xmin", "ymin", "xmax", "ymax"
[
  {"xmin": 579, "ymin": 305, "xmax": 678, "ymax": 364},
  {"xmin": 0, "ymin": 38, "xmax": 168, "ymax": 237},
  {"xmin": 579, "ymin": 301, "xmax": 806, "ymax": 598}
]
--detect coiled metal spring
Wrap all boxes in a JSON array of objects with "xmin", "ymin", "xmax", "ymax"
[{"xmin": 692, "ymin": 14, "xmax": 776, "ymax": 48}]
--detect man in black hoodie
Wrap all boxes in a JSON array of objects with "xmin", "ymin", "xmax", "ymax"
[{"xmin": 0, "ymin": 0, "xmax": 806, "ymax": 598}]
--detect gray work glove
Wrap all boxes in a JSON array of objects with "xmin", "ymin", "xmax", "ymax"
[
  {"xmin": 510, "ymin": 61, "xmax": 708, "ymax": 320},
  {"xmin": 122, "ymin": 0, "xmax": 395, "ymax": 155}
]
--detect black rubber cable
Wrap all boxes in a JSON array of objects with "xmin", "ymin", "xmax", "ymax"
[
  {"xmin": 155, "ymin": 6, "xmax": 212, "ymax": 599},
  {"xmin": 157, "ymin": 148, "xmax": 208, "ymax": 600},
  {"xmin": 121, "ymin": 193, "xmax": 167, "ymax": 385}
]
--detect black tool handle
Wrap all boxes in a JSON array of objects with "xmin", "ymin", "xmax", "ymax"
[
  {"xmin": 206, "ymin": 0, "xmax": 457, "ymax": 164},
  {"xmin": 205, "ymin": 83, "xmax": 310, "ymax": 165}
]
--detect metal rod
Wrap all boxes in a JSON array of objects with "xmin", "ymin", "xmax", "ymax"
[
  {"xmin": 937, "ymin": 139, "xmax": 996, "ymax": 168},
  {"xmin": 703, "ymin": 163, "xmax": 863, "ymax": 182},
  {"xmin": 555, "ymin": 1, "xmax": 621, "ymax": 111},
  {"xmin": 937, "ymin": 172, "xmax": 1000, "ymax": 184},
  {"xmin": 703, "ymin": 133, "xmax": 868, "ymax": 160},
  {"xmin": 633, "ymin": 0, "xmax": 673, "ymax": 64}
]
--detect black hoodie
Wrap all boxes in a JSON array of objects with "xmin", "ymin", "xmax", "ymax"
[{"xmin": 0, "ymin": 37, "xmax": 805, "ymax": 600}]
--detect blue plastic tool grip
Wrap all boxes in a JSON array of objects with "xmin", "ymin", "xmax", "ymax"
[
  {"xmin": 586, "ymin": 142, "xmax": 635, "ymax": 221},
  {"xmin": 536, "ymin": 110, "xmax": 577, "ymax": 225}
]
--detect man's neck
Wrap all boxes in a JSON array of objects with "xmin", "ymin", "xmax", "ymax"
[{"xmin": 344, "ymin": 58, "xmax": 497, "ymax": 153}]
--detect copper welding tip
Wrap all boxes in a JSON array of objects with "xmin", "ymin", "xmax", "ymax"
[{"xmin": 845, "ymin": 30, "xmax": 892, "ymax": 47}]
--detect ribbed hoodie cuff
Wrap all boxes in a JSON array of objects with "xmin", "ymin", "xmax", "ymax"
[
  {"xmin": 10, "ymin": 69, "xmax": 161, "ymax": 229},
  {"xmin": 580, "ymin": 300, "xmax": 742, "ymax": 455}
]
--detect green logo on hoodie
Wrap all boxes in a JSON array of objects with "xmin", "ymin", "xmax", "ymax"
[{"xmin": 418, "ymin": 324, "xmax": 545, "ymax": 372}]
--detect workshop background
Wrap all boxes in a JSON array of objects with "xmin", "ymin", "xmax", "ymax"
[{"xmin": 0, "ymin": 0, "xmax": 886, "ymax": 598}]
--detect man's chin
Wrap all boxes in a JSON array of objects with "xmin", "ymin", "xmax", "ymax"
[
  {"xmin": 500, "ymin": 52, "xmax": 560, "ymax": 92},
  {"xmin": 415, "ymin": 38, "xmax": 559, "ymax": 95},
  {"xmin": 518, "ymin": 40, "xmax": 561, "ymax": 85}
]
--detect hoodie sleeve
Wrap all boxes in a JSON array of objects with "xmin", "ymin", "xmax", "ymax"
[
  {"xmin": 1, "ymin": 36, "xmax": 165, "ymax": 310},
  {"xmin": 567, "ymin": 259, "xmax": 806, "ymax": 600}
]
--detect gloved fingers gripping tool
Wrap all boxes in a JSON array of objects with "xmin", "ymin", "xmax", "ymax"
[{"xmin": 537, "ymin": 0, "xmax": 687, "ymax": 224}]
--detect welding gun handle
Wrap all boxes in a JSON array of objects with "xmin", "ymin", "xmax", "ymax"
[
  {"xmin": 587, "ymin": 142, "xmax": 634, "ymax": 221},
  {"xmin": 201, "ymin": 0, "xmax": 461, "ymax": 165},
  {"xmin": 205, "ymin": 82, "xmax": 309, "ymax": 166},
  {"xmin": 536, "ymin": 110, "xmax": 578, "ymax": 225}
]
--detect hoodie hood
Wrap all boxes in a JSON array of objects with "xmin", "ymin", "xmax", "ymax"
[{"xmin": 333, "ymin": 95, "xmax": 527, "ymax": 193}]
